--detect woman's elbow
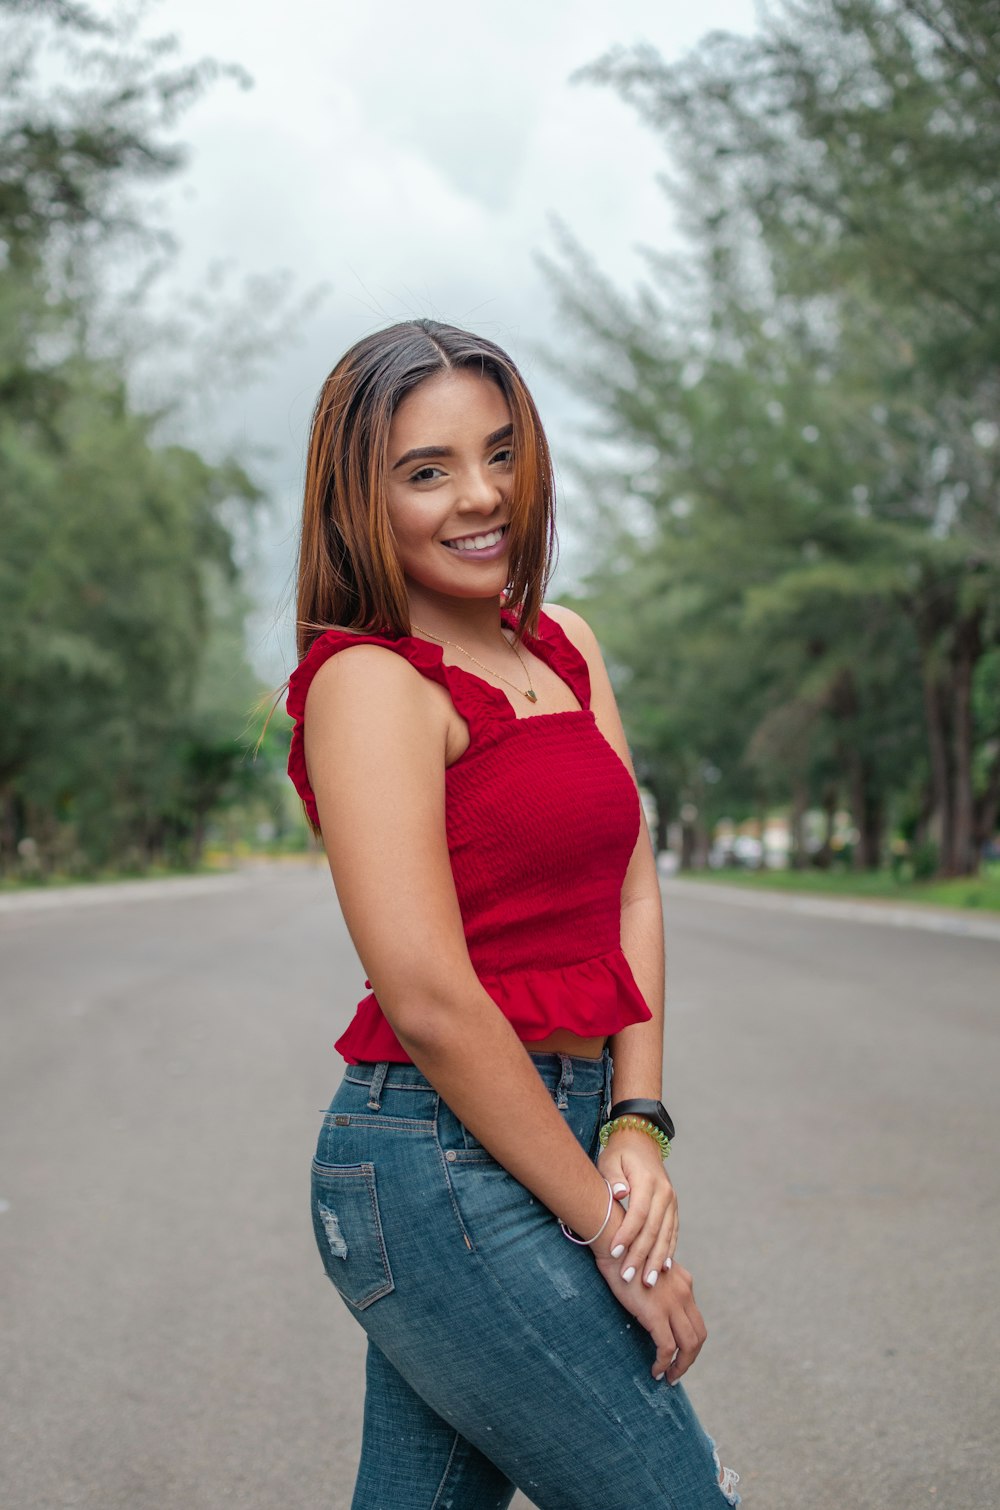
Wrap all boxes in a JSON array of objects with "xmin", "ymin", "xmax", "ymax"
[{"xmin": 375, "ymin": 976, "xmax": 480, "ymax": 1056}]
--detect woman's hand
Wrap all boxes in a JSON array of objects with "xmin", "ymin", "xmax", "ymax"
[
  {"xmin": 597, "ymin": 1128, "xmax": 677, "ymax": 1288},
  {"xmin": 592, "ymin": 1248, "xmax": 706, "ymax": 1383}
]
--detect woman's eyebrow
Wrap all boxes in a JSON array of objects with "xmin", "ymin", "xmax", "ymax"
[{"xmin": 391, "ymin": 423, "xmax": 514, "ymax": 472}]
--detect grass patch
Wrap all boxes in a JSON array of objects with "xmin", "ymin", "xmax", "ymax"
[{"xmin": 677, "ymin": 863, "xmax": 1000, "ymax": 912}]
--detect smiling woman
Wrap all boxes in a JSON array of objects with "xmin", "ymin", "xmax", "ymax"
[
  {"xmin": 282, "ymin": 319, "xmax": 739, "ymax": 1509},
  {"xmin": 295, "ymin": 322, "xmax": 555, "ymax": 648},
  {"xmin": 385, "ymin": 371, "xmax": 518, "ymax": 591}
]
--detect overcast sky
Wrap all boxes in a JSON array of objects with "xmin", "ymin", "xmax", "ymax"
[{"xmin": 139, "ymin": 0, "xmax": 760, "ymax": 678}]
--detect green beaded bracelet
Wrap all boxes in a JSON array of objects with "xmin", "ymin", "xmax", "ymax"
[{"xmin": 598, "ymin": 1114, "xmax": 672, "ymax": 1160}]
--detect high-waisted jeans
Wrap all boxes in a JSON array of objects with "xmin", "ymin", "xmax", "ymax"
[{"xmin": 310, "ymin": 1050, "xmax": 741, "ymax": 1510}]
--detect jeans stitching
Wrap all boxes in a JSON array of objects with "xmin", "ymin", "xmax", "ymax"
[
  {"xmin": 434, "ymin": 1120, "xmax": 478, "ymax": 1250},
  {"xmin": 428, "ymin": 1430, "xmax": 463, "ymax": 1510},
  {"xmin": 310, "ymin": 1161, "xmax": 395, "ymax": 1311}
]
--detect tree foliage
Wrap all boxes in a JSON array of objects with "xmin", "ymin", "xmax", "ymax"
[
  {"xmin": 546, "ymin": 0, "xmax": 1000, "ymax": 874},
  {"xmin": 0, "ymin": 0, "xmax": 282, "ymax": 878}
]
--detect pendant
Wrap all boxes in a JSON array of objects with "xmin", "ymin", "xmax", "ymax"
[{"xmin": 525, "ymin": 689, "xmax": 538, "ymax": 702}]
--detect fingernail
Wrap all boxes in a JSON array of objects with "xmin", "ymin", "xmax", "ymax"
[
  {"xmin": 662, "ymin": 1256, "xmax": 673, "ymax": 1271},
  {"xmin": 670, "ymin": 1377, "xmax": 681, "ymax": 1387},
  {"xmin": 611, "ymin": 1244, "xmax": 625, "ymax": 1258},
  {"xmin": 653, "ymin": 1371, "xmax": 665, "ymax": 1381},
  {"xmin": 612, "ymin": 1183, "xmax": 628, "ymax": 1196},
  {"xmin": 645, "ymin": 1269, "xmax": 658, "ymax": 1287},
  {"xmin": 622, "ymin": 1266, "xmax": 636, "ymax": 1283}
]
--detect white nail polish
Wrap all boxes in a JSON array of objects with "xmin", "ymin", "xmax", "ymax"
[
  {"xmin": 662, "ymin": 1256, "xmax": 673, "ymax": 1271},
  {"xmin": 654, "ymin": 1371, "xmax": 665, "ymax": 1381},
  {"xmin": 611, "ymin": 1244, "xmax": 625, "ymax": 1258},
  {"xmin": 646, "ymin": 1269, "xmax": 658, "ymax": 1287},
  {"xmin": 622, "ymin": 1266, "xmax": 636, "ymax": 1282},
  {"xmin": 612, "ymin": 1183, "xmax": 628, "ymax": 1196}
]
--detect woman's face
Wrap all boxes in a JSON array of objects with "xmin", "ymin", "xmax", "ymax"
[{"xmin": 386, "ymin": 368, "xmax": 514, "ymax": 604}]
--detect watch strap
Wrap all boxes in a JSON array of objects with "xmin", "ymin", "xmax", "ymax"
[{"xmin": 607, "ymin": 1098, "xmax": 676, "ymax": 1142}]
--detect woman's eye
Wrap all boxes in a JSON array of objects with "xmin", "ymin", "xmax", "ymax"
[
  {"xmin": 410, "ymin": 466, "xmax": 443, "ymax": 483},
  {"xmin": 490, "ymin": 448, "xmax": 514, "ymax": 466}
]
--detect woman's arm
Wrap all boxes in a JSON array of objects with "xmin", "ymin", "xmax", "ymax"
[
  {"xmin": 544, "ymin": 605, "xmax": 678, "ymax": 1278},
  {"xmin": 303, "ymin": 638, "xmax": 703, "ymax": 1382},
  {"xmin": 303, "ymin": 642, "xmax": 618, "ymax": 1244}
]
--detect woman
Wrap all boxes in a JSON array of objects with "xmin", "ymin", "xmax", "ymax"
[{"xmin": 284, "ymin": 319, "xmax": 740, "ymax": 1509}]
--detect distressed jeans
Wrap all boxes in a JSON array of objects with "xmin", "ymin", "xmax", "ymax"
[{"xmin": 311, "ymin": 1050, "xmax": 741, "ymax": 1510}]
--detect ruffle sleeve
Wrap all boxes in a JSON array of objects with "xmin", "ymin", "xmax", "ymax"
[
  {"xmin": 285, "ymin": 629, "xmax": 441, "ymax": 827},
  {"xmin": 285, "ymin": 626, "xmax": 516, "ymax": 827},
  {"xmin": 516, "ymin": 608, "xmax": 592, "ymax": 712}
]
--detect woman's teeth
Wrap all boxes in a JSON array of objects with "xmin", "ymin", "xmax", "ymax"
[{"xmin": 442, "ymin": 526, "xmax": 507, "ymax": 553}]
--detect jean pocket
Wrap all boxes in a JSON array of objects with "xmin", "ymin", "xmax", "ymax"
[{"xmin": 310, "ymin": 1160, "xmax": 395, "ymax": 1311}]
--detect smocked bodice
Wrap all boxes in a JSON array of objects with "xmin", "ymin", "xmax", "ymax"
[{"xmin": 285, "ymin": 606, "xmax": 651, "ymax": 1061}]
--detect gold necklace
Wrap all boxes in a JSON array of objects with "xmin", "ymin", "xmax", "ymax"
[{"xmin": 411, "ymin": 621, "xmax": 538, "ymax": 703}]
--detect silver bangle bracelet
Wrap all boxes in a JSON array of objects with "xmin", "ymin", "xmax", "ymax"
[{"xmin": 558, "ymin": 1177, "xmax": 615, "ymax": 1246}]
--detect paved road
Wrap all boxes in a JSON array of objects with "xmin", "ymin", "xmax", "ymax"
[{"xmin": 1, "ymin": 863, "xmax": 997, "ymax": 1509}]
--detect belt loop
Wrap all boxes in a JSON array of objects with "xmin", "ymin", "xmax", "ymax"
[
  {"xmin": 556, "ymin": 1053, "xmax": 573, "ymax": 1110},
  {"xmin": 367, "ymin": 1061, "xmax": 389, "ymax": 1111},
  {"xmin": 603, "ymin": 1049, "xmax": 614, "ymax": 1118}
]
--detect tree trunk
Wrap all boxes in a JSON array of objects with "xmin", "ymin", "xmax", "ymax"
[
  {"xmin": 789, "ymin": 779, "xmax": 809, "ymax": 869},
  {"xmin": 974, "ymin": 744, "xmax": 1000, "ymax": 859},
  {"xmin": 949, "ymin": 612, "xmax": 983, "ymax": 876},
  {"xmin": 645, "ymin": 775, "xmax": 672, "ymax": 856},
  {"xmin": 919, "ymin": 650, "xmax": 953, "ymax": 863},
  {"xmin": 858, "ymin": 786, "xmax": 884, "ymax": 871},
  {"xmin": 812, "ymin": 785, "xmax": 838, "ymax": 868},
  {"xmin": 0, "ymin": 787, "xmax": 19, "ymax": 877}
]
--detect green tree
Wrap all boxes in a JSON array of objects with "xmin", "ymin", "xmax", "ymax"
[
  {"xmin": 547, "ymin": 0, "xmax": 1000, "ymax": 875},
  {"xmin": 0, "ymin": 0, "xmax": 279, "ymax": 877}
]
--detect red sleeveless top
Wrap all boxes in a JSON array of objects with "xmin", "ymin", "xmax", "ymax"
[{"xmin": 285, "ymin": 606, "xmax": 652, "ymax": 1063}]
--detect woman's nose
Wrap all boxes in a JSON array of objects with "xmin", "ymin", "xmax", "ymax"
[{"xmin": 457, "ymin": 467, "xmax": 504, "ymax": 512}]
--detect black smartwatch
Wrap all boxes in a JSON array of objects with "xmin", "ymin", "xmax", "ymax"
[{"xmin": 607, "ymin": 1098, "xmax": 676, "ymax": 1143}]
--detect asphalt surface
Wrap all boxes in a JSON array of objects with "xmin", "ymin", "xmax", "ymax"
[{"xmin": 1, "ymin": 861, "xmax": 997, "ymax": 1509}]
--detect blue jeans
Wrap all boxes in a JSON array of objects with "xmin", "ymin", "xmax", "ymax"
[{"xmin": 310, "ymin": 1050, "xmax": 740, "ymax": 1510}]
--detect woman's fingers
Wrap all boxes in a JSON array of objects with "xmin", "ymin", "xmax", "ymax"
[
  {"xmin": 593, "ymin": 1253, "xmax": 707, "ymax": 1386},
  {"xmin": 614, "ymin": 1187, "xmax": 665, "ymax": 1281},
  {"xmin": 651, "ymin": 1322, "xmax": 678, "ymax": 1381},
  {"xmin": 621, "ymin": 1184, "xmax": 677, "ymax": 1285},
  {"xmin": 646, "ymin": 1263, "xmax": 706, "ymax": 1382},
  {"xmin": 596, "ymin": 1136, "xmax": 679, "ymax": 1284},
  {"xmin": 644, "ymin": 1216, "xmax": 675, "ymax": 1285},
  {"xmin": 596, "ymin": 1149, "xmax": 630, "ymax": 1203},
  {"xmin": 664, "ymin": 1272, "xmax": 707, "ymax": 1384},
  {"xmin": 665, "ymin": 1208, "xmax": 679, "ymax": 1261}
]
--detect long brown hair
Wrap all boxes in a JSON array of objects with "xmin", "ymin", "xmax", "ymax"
[{"xmin": 294, "ymin": 319, "xmax": 557, "ymax": 663}]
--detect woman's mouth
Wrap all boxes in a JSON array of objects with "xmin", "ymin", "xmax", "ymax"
[{"xmin": 440, "ymin": 523, "xmax": 509, "ymax": 559}]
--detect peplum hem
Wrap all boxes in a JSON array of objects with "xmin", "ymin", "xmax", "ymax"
[{"xmin": 334, "ymin": 946, "xmax": 652, "ymax": 1065}]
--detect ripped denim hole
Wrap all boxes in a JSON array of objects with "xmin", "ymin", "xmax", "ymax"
[
  {"xmin": 318, "ymin": 1202, "xmax": 348, "ymax": 1260},
  {"xmin": 707, "ymin": 1436, "xmax": 741, "ymax": 1505}
]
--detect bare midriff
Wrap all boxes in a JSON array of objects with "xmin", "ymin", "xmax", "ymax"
[{"xmin": 525, "ymin": 1030, "xmax": 607, "ymax": 1060}]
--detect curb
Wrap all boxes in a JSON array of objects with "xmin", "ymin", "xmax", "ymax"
[
  {"xmin": 0, "ymin": 871, "xmax": 256, "ymax": 916},
  {"xmin": 661, "ymin": 876, "xmax": 1000, "ymax": 944}
]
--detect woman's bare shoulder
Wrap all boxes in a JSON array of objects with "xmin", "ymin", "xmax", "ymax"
[
  {"xmin": 541, "ymin": 602, "xmax": 603, "ymax": 661},
  {"xmin": 305, "ymin": 637, "xmax": 434, "ymax": 720}
]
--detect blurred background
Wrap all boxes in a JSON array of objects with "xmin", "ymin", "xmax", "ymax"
[
  {"xmin": 2, "ymin": 3, "xmax": 999, "ymax": 1508},
  {"xmin": 2, "ymin": 0, "xmax": 997, "ymax": 894}
]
